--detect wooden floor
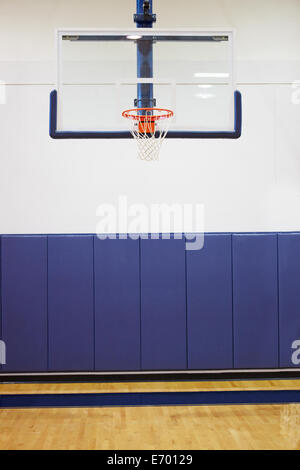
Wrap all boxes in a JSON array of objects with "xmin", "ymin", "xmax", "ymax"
[{"xmin": 1, "ymin": 380, "xmax": 300, "ymax": 450}]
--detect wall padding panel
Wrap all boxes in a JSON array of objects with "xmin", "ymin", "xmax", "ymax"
[
  {"xmin": 141, "ymin": 236, "xmax": 187, "ymax": 370},
  {"xmin": 233, "ymin": 234, "xmax": 279, "ymax": 368},
  {"xmin": 278, "ymin": 233, "xmax": 300, "ymax": 367},
  {"xmin": 2, "ymin": 232, "xmax": 300, "ymax": 374},
  {"xmin": 48, "ymin": 235, "xmax": 94, "ymax": 371},
  {"xmin": 187, "ymin": 234, "xmax": 233, "ymax": 369},
  {"xmin": 94, "ymin": 237, "xmax": 140, "ymax": 371},
  {"xmin": 1, "ymin": 236, "xmax": 47, "ymax": 372}
]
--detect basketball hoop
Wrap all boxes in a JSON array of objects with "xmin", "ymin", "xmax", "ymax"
[{"xmin": 122, "ymin": 107, "xmax": 173, "ymax": 161}]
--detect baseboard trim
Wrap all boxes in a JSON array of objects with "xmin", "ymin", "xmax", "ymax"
[{"xmin": 1, "ymin": 369, "xmax": 300, "ymax": 383}]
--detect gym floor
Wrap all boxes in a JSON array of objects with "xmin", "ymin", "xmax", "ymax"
[{"xmin": 1, "ymin": 380, "xmax": 300, "ymax": 450}]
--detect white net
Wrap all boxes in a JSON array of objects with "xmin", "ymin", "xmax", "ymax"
[{"xmin": 123, "ymin": 108, "xmax": 173, "ymax": 161}]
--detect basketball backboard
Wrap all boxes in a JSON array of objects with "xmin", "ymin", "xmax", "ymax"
[{"xmin": 50, "ymin": 29, "xmax": 241, "ymax": 139}]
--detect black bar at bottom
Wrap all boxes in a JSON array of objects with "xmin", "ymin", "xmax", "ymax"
[{"xmin": 1, "ymin": 389, "xmax": 300, "ymax": 409}]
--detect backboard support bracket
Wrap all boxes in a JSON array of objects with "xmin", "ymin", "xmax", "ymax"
[{"xmin": 134, "ymin": 0, "xmax": 156, "ymax": 26}]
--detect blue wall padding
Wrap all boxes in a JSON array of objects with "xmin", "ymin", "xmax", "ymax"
[
  {"xmin": 187, "ymin": 234, "xmax": 233, "ymax": 369},
  {"xmin": 278, "ymin": 233, "xmax": 300, "ymax": 367},
  {"xmin": 1, "ymin": 232, "xmax": 300, "ymax": 373},
  {"xmin": 1, "ymin": 236, "xmax": 47, "ymax": 371},
  {"xmin": 48, "ymin": 235, "xmax": 94, "ymax": 371},
  {"xmin": 94, "ymin": 237, "xmax": 141, "ymax": 371},
  {"xmin": 233, "ymin": 234, "xmax": 279, "ymax": 368},
  {"xmin": 140, "ymin": 237, "xmax": 187, "ymax": 370}
]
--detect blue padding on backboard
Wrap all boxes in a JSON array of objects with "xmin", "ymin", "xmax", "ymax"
[
  {"xmin": 49, "ymin": 90, "xmax": 242, "ymax": 139},
  {"xmin": 48, "ymin": 235, "xmax": 94, "ymax": 371},
  {"xmin": 233, "ymin": 234, "xmax": 279, "ymax": 369},
  {"xmin": 187, "ymin": 234, "xmax": 233, "ymax": 369},
  {"xmin": 140, "ymin": 236, "xmax": 187, "ymax": 370},
  {"xmin": 49, "ymin": 90, "xmax": 132, "ymax": 139},
  {"xmin": 278, "ymin": 233, "xmax": 300, "ymax": 368},
  {"xmin": 1, "ymin": 236, "xmax": 47, "ymax": 372},
  {"xmin": 94, "ymin": 236, "xmax": 141, "ymax": 371}
]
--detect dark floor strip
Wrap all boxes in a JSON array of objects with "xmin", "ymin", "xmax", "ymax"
[
  {"xmin": 1, "ymin": 371, "xmax": 300, "ymax": 384},
  {"xmin": 1, "ymin": 390, "xmax": 300, "ymax": 409}
]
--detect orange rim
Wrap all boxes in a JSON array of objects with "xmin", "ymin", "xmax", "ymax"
[{"xmin": 122, "ymin": 107, "xmax": 174, "ymax": 122}]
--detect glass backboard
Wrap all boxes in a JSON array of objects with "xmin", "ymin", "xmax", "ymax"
[{"xmin": 50, "ymin": 29, "xmax": 241, "ymax": 138}]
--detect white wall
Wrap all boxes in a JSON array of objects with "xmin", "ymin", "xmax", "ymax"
[{"xmin": 0, "ymin": 0, "xmax": 300, "ymax": 234}]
